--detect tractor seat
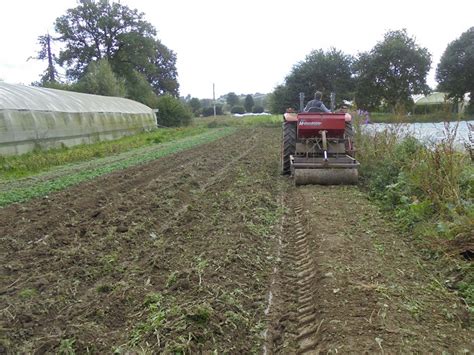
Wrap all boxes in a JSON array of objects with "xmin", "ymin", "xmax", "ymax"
[{"xmin": 307, "ymin": 106, "xmax": 326, "ymax": 113}]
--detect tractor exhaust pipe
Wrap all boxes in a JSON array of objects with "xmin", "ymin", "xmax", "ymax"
[
  {"xmin": 299, "ymin": 92, "xmax": 305, "ymax": 112},
  {"xmin": 330, "ymin": 92, "xmax": 336, "ymax": 112}
]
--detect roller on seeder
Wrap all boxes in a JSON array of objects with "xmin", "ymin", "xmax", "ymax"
[{"xmin": 281, "ymin": 104, "xmax": 359, "ymax": 185}]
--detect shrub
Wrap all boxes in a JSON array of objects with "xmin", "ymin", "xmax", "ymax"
[
  {"xmin": 357, "ymin": 122, "xmax": 471, "ymax": 238},
  {"xmin": 156, "ymin": 94, "xmax": 192, "ymax": 127},
  {"xmin": 252, "ymin": 105, "xmax": 264, "ymax": 113},
  {"xmin": 201, "ymin": 105, "xmax": 223, "ymax": 117},
  {"xmin": 231, "ymin": 105, "xmax": 245, "ymax": 114}
]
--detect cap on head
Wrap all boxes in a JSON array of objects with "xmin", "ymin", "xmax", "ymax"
[{"xmin": 314, "ymin": 91, "xmax": 322, "ymax": 100}]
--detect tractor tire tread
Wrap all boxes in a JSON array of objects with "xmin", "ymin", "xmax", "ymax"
[{"xmin": 282, "ymin": 121, "xmax": 297, "ymax": 175}]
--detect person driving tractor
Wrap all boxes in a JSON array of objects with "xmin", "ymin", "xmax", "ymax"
[{"xmin": 304, "ymin": 91, "xmax": 331, "ymax": 113}]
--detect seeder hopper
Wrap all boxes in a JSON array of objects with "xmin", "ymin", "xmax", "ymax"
[{"xmin": 281, "ymin": 111, "xmax": 359, "ymax": 185}]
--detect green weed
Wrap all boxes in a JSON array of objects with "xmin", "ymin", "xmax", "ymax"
[
  {"xmin": 19, "ymin": 288, "xmax": 37, "ymax": 299},
  {"xmin": 373, "ymin": 242, "xmax": 385, "ymax": 255},
  {"xmin": 166, "ymin": 271, "xmax": 178, "ymax": 288},
  {"xmin": 402, "ymin": 299, "xmax": 425, "ymax": 321},
  {"xmin": 130, "ymin": 293, "xmax": 167, "ymax": 346},
  {"xmin": 186, "ymin": 303, "xmax": 213, "ymax": 324},
  {"xmin": 194, "ymin": 256, "xmax": 208, "ymax": 286},
  {"xmin": 58, "ymin": 338, "xmax": 76, "ymax": 355}
]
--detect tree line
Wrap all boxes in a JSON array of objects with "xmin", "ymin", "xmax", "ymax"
[
  {"xmin": 32, "ymin": 0, "xmax": 191, "ymax": 126},
  {"xmin": 269, "ymin": 27, "xmax": 474, "ymax": 114},
  {"xmin": 183, "ymin": 92, "xmax": 267, "ymax": 117}
]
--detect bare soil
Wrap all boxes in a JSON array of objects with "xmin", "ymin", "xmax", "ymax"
[
  {"xmin": 265, "ymin": 186, "xmax": 472, "ymax": 353},
  {"xmin": 1, "ymin": 127, "xmax": 472, "ymax": 353}
]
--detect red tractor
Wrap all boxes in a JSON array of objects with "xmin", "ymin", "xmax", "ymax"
[{"xmin": 281, "ymin": 111, "xmax": 359, "ymax": 185}]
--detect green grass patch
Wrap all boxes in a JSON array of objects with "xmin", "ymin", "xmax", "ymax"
[
  {"xmin": 0, "ymin": 126, "xmax": 210, "ymax": 180},
  {"xmin": 0, "ymin": 127, "xmax": 236, "ymax": 207}
]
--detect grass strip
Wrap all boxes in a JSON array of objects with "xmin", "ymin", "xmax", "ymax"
[
  {"xmin": 0, "ymin": 127, "xmax": 236, "ymax": 207},
  {"xmin": 0, "ymin": 126, "xmax": 210, "ymax": 180}
]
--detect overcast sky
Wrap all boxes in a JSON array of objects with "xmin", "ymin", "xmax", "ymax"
[{"xmin": 0, "ymin": 0, "xmax": 473, "ymax": 99}]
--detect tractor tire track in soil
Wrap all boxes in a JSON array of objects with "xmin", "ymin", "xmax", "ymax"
[{"xmin": 292, "ymin": 202, "xmax": 321, "ymax": 354}]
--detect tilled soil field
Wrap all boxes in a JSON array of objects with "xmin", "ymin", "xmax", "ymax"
[{"xmin": 1, "ymin": 126, "xmax": 472, "ymax": 353}]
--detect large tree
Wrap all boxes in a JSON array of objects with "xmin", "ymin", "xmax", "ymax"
[
  {"xmin": 147, "ymin": 40, "xmax": 179, "ymax": 96},
  {"xmin": 436, "ymin": 27, "xmax": 474, "ymax": 105},
  {"xmin": 269, "ymin": 48, "xmax": 354, "ymax": 113},
  {"xmin": 354, "ymin": 29, "xmax": 431, "ymax": 112},
  {"xmin": 30, "ymin": 34, "xmax": 59, "ymax": 85},
  {"xmin": 51, "ymin": 0, "xmax": 178, "ymax": 100},
  {"xmin": 353, "ymin": 53, "xmax": 383, "ymax": 111}
]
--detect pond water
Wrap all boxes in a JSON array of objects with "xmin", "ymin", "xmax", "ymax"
[{"xmin": 362, "ymin": 120, "xmax": 473, "ymax": 146}]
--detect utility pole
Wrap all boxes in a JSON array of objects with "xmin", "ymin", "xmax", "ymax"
[{"xmin": 213, "ymin": 83, "xmax": 216, "ymax": 117}]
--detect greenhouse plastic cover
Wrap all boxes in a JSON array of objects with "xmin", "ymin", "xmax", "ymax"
[
  {"xmin": 0, "ymin": 82, "xmax": 152, "ymax": 114},
  {"xmin": 415, "ymin": 92, "xmax": 449, "ymax": 105}
]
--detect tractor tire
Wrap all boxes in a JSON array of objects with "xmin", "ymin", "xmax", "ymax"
[
  {"xmin": 281, "ymin": 121, "xmax": 296, "ymax": 175},
  {"xmin": 345, "ymin": 121, "xmax": 354, "ymax": 138}
]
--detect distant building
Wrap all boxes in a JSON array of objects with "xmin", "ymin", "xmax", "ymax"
[{"xmin": 414, "ymin": 92, "xmax": 469, "ymax": 114}]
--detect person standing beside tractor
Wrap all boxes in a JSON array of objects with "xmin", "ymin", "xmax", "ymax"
[{"xmin": 304, "ymin": 91, "xmax": 331, "ymax": 113}]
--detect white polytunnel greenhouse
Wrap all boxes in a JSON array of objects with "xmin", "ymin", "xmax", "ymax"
[{"xmin": 0, "ymin": 82, "xmax": 157, "ymax": 155}]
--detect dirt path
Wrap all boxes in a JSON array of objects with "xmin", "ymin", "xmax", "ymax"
[
  {"xmin": 265, "ymin": 186, "xmax": 473, "ymax": 353},
  {"xmin": 1, "ymin": 126, "xmax": 472, "ymax": 353}
]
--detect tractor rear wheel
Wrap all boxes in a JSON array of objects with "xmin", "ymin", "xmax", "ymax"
[{"xmin": 281, "ymin": 121, "xmax": 296, "ymax": 175}]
